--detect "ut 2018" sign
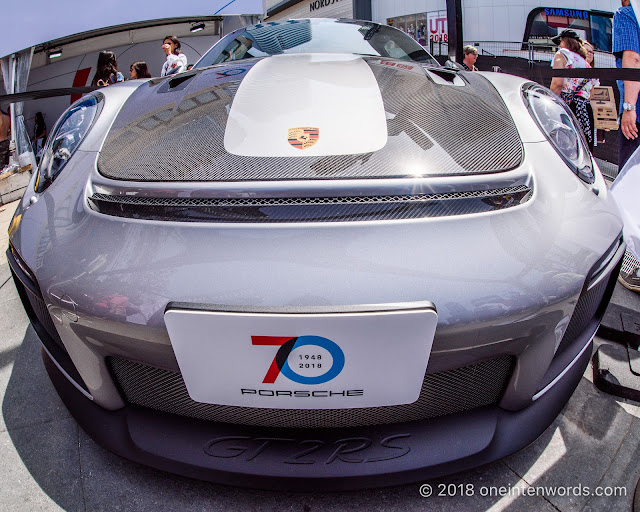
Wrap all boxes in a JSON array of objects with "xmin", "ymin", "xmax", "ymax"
[{"xmin": 428, "ymin": 11, "xmax": 448, "ymax": 43}]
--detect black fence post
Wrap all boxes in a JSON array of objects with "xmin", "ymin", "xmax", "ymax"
[
  {"xmin": 352, "ymin": 0, "xmax": 372, "ymax": 21},
  {"xmin": 447, "ymin": 0, "xmax": 463, "ymax": 64}
]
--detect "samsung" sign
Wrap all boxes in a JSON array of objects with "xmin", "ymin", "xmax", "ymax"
[{"xmin": 544, "ymin": 8, "xmax": 589, "ymax": 19}]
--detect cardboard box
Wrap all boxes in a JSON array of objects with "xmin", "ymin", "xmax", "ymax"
[
  {"xmin": 591, "ymin": 86, "xmax": 618, "ymax": 131},
  {"xmin": 0, "ymin": 167, "xmax": 31, "ymax": 205}
]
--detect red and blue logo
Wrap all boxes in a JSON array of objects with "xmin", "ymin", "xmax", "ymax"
[{"xmin": 251, "ymin": 335, "xmax": 345, "ymax": 385}]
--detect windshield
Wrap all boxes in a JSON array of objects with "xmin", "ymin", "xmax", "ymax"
[{"xmin": 195, "ymin": 18, "xmax": 439, "ymax": 68}]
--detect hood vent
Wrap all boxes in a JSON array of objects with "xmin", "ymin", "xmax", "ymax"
[
  {"xmin": 425, "ymin": 68, "xmax": 464, "ymax": 86},
  {"xmin": 88, "ymin": 185, "xmax": 533, "ymax": 223}
]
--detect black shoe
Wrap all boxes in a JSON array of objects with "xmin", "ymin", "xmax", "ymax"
[{"xmin": 618, "ymin": 267, "xmax": 640, "ymax": 292}]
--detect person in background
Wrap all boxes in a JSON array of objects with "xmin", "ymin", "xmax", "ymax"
[
  {"xmin": 614, "ymin": 0, "xmax": 640, "ymax": 170},
  {"xmin": 613, "ymin": 0, "xmax": 640, "ymax": 292},
  {"xmin": 91, "ymin": 51, "xmax": 124, "ymax": 87},
  {"xmin": 461, "ymin": 45, "xmax": 478, "ymax": 71},
  {"xmin": 582, "ymin": 41, "xmax": 600, "ymax": 147},
  {"xmin": 550, "ymin": 29, "xmax": 597, "ymax": 150},
  {"xmin": 0, "ymin": 106, "xmax": 10, "ymax": 169},
  {"xmin": 161, "ymin": 36, "xmax": 188, "ymax": 77},
  {"xmin": 418, "ymin": 27, "xmax": 426, "ymax": 47},
  {"xmin": 583, "ymin": 40, "xmax": 596, "ymax": 67},
  {"xmin": 129, "ymin": 61, "xmax": 152, "ymax": 79},
  {"xmin": 33, "ymin": 112, "xmax": 46, "ymax": 164}
]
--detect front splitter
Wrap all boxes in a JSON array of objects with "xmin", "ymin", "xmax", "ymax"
[{"xmin": 43, "ymin": 341, "xmax": 591, "ymax": 491}]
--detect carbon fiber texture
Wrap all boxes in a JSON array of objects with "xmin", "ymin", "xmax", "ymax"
[
  {"xmin": 248, "ymin": 19, "xmax": 312, "ymax": 54},
  {"xmin": 88, "ymin": 185, "xmax": 532, "ymax": 222},
  {"xmin": 98, "ymin": 59, "xmax": 523, "ymax": 182},
  {"xmin": 108, "ymin": 355, "xmax": 514, "ymax": 428}
]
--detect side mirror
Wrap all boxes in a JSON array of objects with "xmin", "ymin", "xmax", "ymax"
[{"xmin": 445, "ymin": 60, "xmax": 461, "ymax": 70}]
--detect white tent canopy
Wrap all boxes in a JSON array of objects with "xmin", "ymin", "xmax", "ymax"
[
  {"xmin": 0, "ymin": 0, "xmax": 263, "ymax": 174},
  {"xmin": 2, "ymin": 0, "xmax": 264, "ymax": 59}
]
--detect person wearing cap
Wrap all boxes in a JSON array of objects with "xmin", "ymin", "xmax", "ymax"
[
  {"xmin": 550, "ymin": 29, "xmax": 597, "ymax": 150},
  {"xmin": 461, "ymin": 45, "xmax": 478, "ymax": 71}
]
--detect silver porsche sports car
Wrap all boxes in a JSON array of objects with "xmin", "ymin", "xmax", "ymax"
[{"xmin": 6, "ymin": 18, "xmax": 625, "ymax": 490}]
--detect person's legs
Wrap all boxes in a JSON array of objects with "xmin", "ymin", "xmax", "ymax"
[
  {"xmin": 619, "ymin": 266, "xmax": 640, "ymax": 291},
  {"xmin": 0, "ymin": 139, "xmax": 9, "ymax": 168},
  {"xmin": 619, "ymin": 250, "xmax": 640, "ymax": 293},
  {"xmin": 617, "ymin": 122, "xmax": 640, "ymax": 293},
  {"xmin": 586, "ymin": 102, "xmax": 595, "ymax": 151},
  {"xmin": 618, "ymin": 122, "xmax": 640, "ymax": 170},
  {"xmin": 566, "ymin": 97, "xmax": 593, "ymax": 150}
]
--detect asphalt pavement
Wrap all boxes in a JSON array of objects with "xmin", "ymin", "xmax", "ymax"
[{"xmin": 1, "ymin": 197, "xmax": 640, "ymax": 512}]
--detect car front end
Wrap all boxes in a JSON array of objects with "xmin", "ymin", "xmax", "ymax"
[{"xmin": 6, "ymin": 19, "xmax": 624, "ymax": 490}]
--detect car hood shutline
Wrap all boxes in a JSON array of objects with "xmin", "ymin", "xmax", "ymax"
[{"xmin": 97, "ymin": 55, "xmax": 524, "ymax": 182}]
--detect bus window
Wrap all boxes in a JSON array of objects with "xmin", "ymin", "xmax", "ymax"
[
  {"xmin": 591, "ymin": 14, "xmax": 612, "ymax": 51},
  {"xmin": 526, "ymin": 8, "xmax": 589, "ymax": 44},
  {"xmin": 524, "ymin": 8, "xmax": 612, "ymax": 50}
]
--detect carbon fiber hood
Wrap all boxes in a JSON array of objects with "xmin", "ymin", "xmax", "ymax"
[{"xmin": 98, "ymin": 56, "xmax": 524, "ymax": 182}]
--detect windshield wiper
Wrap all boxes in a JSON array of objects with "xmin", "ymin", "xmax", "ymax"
[{"xmin": 363, "ymin": 25, "xmax": 380, "ymax": 41}]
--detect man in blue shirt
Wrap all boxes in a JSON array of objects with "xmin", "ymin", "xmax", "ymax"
[
  {"xmin": 614, "ymin": 0, "xmax": 640, "ymax": 169},
  {"xmin": 614, "ymin": 1, "xmax": 640, "ymax": 291}
]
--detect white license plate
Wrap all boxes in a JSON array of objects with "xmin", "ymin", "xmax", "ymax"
[{"xmin": 164, "ymin": 303, "xmax": 437, "ymax": 409}]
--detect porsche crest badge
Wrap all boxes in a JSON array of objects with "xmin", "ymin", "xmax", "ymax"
[{"xmin": 287, "ymin": 127, "xmax": 319, "ymax": 150}]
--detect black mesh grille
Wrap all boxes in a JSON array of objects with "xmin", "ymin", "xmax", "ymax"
[
  {"xmin": 8, "ymin": 245, "xmax": 66, "ymax": 355},
  {"xmin": 88, "ymin": 186, "xmax": 532, "ymax": 223},
  {"xmin": 97, "ymin": 59, "xmax": 523, "ymax": 182},
  {"xmin": 9, "ymin": 264, "xmax": 91, "ymax": 394},
  {"xmin": 556, "ymin": 259, "xmax": 620, "ymax": 355},
  {"xmin": 108, "ymin": 356, "xmax": 514, "ymax": 428},
  {"xmin": 91, "ymin": 187, "xmax": 532, "ymax": 207},
  {"xmin": 621, "ymin": 249, "xmax": 640, "ymax": 275},
  {"xmin": 24, "ymin": 285, "xmax": 67, "ymax": 355}
]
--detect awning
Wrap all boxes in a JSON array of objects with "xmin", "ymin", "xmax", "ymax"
[{"xmin": 2, "ymin": 0, "xmax": 264, "ymax": 58}]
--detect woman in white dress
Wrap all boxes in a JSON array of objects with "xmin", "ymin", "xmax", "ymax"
[
  {"xmin": 161, "ymin": 36, "xmax": 188, "ymax": 77},
  {"xmin": 549, "ymin": 29, "xmax": 598, "ymax": 150}
]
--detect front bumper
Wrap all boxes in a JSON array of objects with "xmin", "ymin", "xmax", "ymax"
[
  {"xmin": 10, "ymin": 228, "xmax": 623, "ymax": 489},
  {"xmin": 44, "ymin": 331, "xmax": 592, "ymax": 491}
]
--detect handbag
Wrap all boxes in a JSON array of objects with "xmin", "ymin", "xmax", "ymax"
[{"xmin": 563, "ymin": 78, "xmax": 590, "ymax": 106}]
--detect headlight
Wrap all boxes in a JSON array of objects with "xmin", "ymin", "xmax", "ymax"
[
  {"xmin": 522, "ymin": 84, "xmax": 594, "ymax": 185},
  {"xmin": 36, "ymin": 94, "xmax": 103, "ymax": 192}
]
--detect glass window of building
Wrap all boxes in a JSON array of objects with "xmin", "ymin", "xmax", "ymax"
[
  {"xmin": 590, "ymin": 13, "xmax": 613, "ymax": 52},
  {"xmin": 388, "ymin": 13, "xmax": 435, "ymax": 43},
  {"xmin": 416, "ymin": 13, "xmax": 427, "ymax": 44}
]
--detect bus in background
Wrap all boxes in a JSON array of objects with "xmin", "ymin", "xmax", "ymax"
[{"xmin": 377, "ymin": 2, "xmax": 620, "ymax": 67}]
